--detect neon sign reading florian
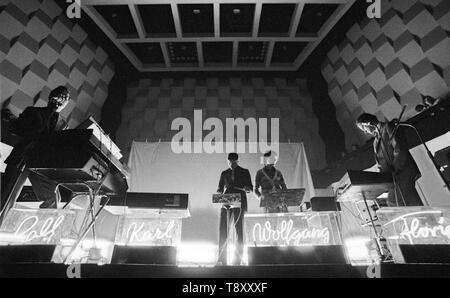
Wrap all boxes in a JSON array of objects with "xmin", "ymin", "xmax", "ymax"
[
  {"xmin": 386, "ymin": 211, "xmax": 450, "ymax": 244},
  {"xmin": 252, "ymin": 219, "xmax": 330, "ymax": 246}
]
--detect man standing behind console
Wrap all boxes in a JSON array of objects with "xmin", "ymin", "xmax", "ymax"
[
  {"xmin": 356, "ymin": 113, "xmax": 423, "ymax": 207},
  {"xmin": 216, "ymin": 153, "xmax": 253, "ymax": 265},
  {"xmin": 1, "ymin": 86, "xmax": 70, "ymax": 210},
  {"xmin": 254, "ymin": 151, "xmax": 288, "ymax": 213}
]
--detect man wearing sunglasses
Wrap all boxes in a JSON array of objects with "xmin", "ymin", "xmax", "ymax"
[
  {"xmin": 1, "ymin": 86, "xmax": 71, "ymax": 209},
  {"xmin": 356, "ymin": 113, "xmax": 422, "ymax": 207}
]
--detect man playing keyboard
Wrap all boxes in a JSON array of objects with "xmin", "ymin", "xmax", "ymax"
[{"xmin": 216, "ymin": 153, "xmax": 253, "ymax": 265}]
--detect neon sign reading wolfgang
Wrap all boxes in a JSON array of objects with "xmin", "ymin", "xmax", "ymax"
[
  {"xmin": 386, "ymin": 211, "xmax": 450, "ymax": 245},
  {"xmin": 244, "ymin": 213, "xmax": 340, "ymax": 247},
  {"xmin": 252, "ymin": 219, "xmax": 330, "ymax": 246}
]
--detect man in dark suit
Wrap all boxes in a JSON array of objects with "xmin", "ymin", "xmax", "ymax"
[
  {"xmin": 216, "ymin": 153, "xmax": 253, "ymax": 265},
  {"xmin": 1, "ymin": 86, "xmax": 70, "ymax": 209},
  {"xmin": 356, "ymin": 113, "xmax": 423, "ymax": 207}
]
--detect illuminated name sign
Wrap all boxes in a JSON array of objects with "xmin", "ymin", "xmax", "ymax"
[
  {"xmin": 378, "ymin": 207, "xmax": 450, "ymax": 263},
  {"xmin": 244, "ymin": 212, "xmax": 341, "ymax": 247},
  {"xmin": 116, "ymin": 217, "xmax": 182, "ymax": 246},
  {"xmin": 379, "ymin": 208, "xmax": 450, "ymax": 245},
  {"xmin": 252, "ymin": 219, "xmax": 330, "ymax": 245},
  {"xmin": 0, "ymin": 209, "xmax": 76, "ymax": 245}
]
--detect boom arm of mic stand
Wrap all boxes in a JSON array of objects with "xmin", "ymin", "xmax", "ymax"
[{"xmin": 397, "ymin": 123, "xmax": 450, "ymax": 193}]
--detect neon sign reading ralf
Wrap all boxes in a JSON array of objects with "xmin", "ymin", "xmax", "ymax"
[{"xmin": 15, "ymin": 215, "xmax": 65, "ymax": 244}]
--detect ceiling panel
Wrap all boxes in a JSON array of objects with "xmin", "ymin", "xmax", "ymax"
[
  {"xmin": 238, "ymin": 41, "xmax": 268, "ymax": 66},
  {"xmin": 203, "ymin": 42, "xmax": 233, "ymax": 65},
  {"xmin": 94, "ymin": 5, "xmax": 138, "ymax": 38},
  {"xmin": 84, "ymin": 0, "xmax": 355, "ymax": 72},
  {"xmin": 297, "ymin": 3, "xmax": 340, "ymax": 36},
  {"xmin": 271, "ymin": 42, "xmax": 308, "ymax": 65},
  {"xmin": 137, "ymin": 5, "xmax": 176, "ymax": 37},
  {"xmin": 127, "ymin": 42, "xmax": 165, "ymax": 65},
  {"xmin": 259, "ymin": 4, "xmax": 296, "ymax": 36},
  {"xmin": 220, "ymin": 4, "xmax": 255, "ymax": 37},
  {"xmin": 167, "ymin": 42, "xmax": 198, "ymax": 66},
  {"xmin": 178, "ymin": 4, "xmax": 214, "ymax": 37}
]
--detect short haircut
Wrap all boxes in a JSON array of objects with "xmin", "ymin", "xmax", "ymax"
[
  {"xmin": 49, "ymin": 86, "xmax": 70, "ymax": 102},
  {"xmin": 228, "ymin": 153, "xmax": 238, "ymax": 161},
  {"xmin": 356, "ymin": 113, "xmax": 379, "ymax": 126}
]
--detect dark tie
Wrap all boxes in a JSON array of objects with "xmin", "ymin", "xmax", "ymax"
[{"xmin": 231, "ymin": 168, "xmax": 235, "ymax": 183}]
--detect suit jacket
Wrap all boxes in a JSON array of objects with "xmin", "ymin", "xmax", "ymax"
[
  {"xmin": 217, "ymin": 166, "xmax": 253, "ymax": 211},
  {"xmin": 5, "ymin": 106, "xmax": 64, "ymax": 166}
]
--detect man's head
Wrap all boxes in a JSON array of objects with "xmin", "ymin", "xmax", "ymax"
[
  {"xmin": 263, "ymin": 150, "xmax": 278, "ymax": 167},
  {"xmin": 48, "ymin": 86, "xmax": 70, "ymax": 112},
  {"xmin": 227, "ymin": 153, "xmax": 239, "ymax": 169},
  {"xmin": 356, "ymin": 113, "xmax": 380, "ymax": 136}
]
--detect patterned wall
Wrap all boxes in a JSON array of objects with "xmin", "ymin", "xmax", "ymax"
[
  {"xmin": 116, "ymin": 76, "xmax": 327, "ymax": 170},
  {"xmin": 321, "ymin": 0, "xmax": 450, "ymax": 150},
  {"xmin": 0, "ymin": 0, "xmax": 115, "ymax": 128}
]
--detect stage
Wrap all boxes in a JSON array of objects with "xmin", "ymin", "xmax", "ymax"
[{"xmin": 1, "ymin": 263, "xmax": 450, "ymax": 278}]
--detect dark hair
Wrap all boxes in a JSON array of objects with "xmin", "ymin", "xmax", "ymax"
[
  {"xmin": 356, "ymin": 113, "xmax": 379, "ymax": 126},
  {"xmin": 228, "ymin": 153, "xmax": 238, "ymax": 161},
  {"xmin": 49, "ymin": 86, "xmax": 70, "ymax": 102}
]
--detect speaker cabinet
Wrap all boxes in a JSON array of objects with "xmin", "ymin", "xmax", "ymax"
[
  {"xmin": 247, "ymin": 246, "xmax": 347, "ymax": 265},
  {"xmin": 111, "ymin": 246, "xmax": 177, "ymax": 265},
  {"xmin": 400, "ymin": 245, "xmax": 450, "ymax": 264},
  {"xmin": 0, "ymin": 245, "xmax": 56, "ymax": 263}
]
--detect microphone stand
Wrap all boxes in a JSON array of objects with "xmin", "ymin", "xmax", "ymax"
[
  {"xmin": 390, "ymin": 104, "xmax": 450, "ymax": 195},
  {"xmin": 397, "ymin": 123, "xmax": 450, "ymax": 193}
]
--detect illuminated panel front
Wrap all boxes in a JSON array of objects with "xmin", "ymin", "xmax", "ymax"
[
  {"xmin": 378, "ymin": 207, "xmax": 450, "ymax": 263},
  {"xmin": 114, "ymin": 209, "xmax": 186, "ymax": 247},
  {"xmin": 244, "ymin": 212, "xmax": 342, "ymax": 247},
  {"xmin": 115, "ymin": 216, "xmax": 182, "ymax": 246},
  {"xmin": 0, "ymin": 208, "xmax": 78, "ymax": 245}
]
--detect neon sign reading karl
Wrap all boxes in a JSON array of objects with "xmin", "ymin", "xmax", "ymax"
[
  {"xmin": 252, "ymin": 219, "xmax": 330, "ymax": 246},
  {"xmin": 126, "ymin": 220, "xmax": 176, "ymax": 244}
]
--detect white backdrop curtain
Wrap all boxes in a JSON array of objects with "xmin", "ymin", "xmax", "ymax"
[{"xmin": 128, "ymin": 141, "xmax": 315, "ymax": 244}]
